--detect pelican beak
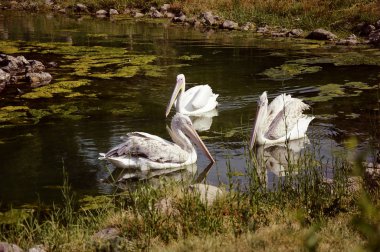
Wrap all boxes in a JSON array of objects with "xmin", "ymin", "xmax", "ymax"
[
  {"xmin": 165, "ymin": 78, "xmax": 184, "ymax": 117},
  {"xmin": 249, "ymin": 104, "xmax": 265, "ymax": 149},
  {"xmin": 183, "ymin": 123, "xmax": 215, "ymax": 163}
]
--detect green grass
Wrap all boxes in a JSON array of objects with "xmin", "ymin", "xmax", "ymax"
[
  {"xmin": 2, "ymin": 0, "xmax": 379, "ymax": 32},
  {"xmin": 1, "ymin": 142, "xmax": 380, "ymax": 251}
]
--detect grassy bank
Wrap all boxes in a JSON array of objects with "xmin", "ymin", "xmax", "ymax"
[
  {"xmin": 1, "ymin": 149, "xmax": 380, "ymax": 251},
  {"xmin": 3, "ymin": 0, "xmax": 380, "ymax": 32},
  {"xmin": 176, "ymin": 0, "xmax": 380, "ymax": 31}
]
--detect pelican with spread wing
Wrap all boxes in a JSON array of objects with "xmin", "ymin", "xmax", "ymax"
[
  {"xmin": 250, "ymin": 92, "xmax": 314, "ymax": 147},
  {"xmin": 99, "ymin": 113, "xmax": 215, "ymax": 170},
  {"xmin": 165, "ymin": 74, "xmax": 218, "ymax": 117}
]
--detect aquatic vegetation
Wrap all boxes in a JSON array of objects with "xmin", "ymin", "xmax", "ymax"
[
  {"xmin": 291, "ymin": 51, "xmax": 380, "ymax": 67},
  {"xmin": 0, "ymin": 106, "xmax": 30, "ymax": 125},
  {"xmin": 140, "ymin": 64, "xmax": 166, "ymax": 78},
  {"xmin": 0, "ymin": 40, "xmax": 22, "ymax": 54},
  {"xmin": 306, "ymin": 81, "xmax": 377, "ymax": 103},
  {"xmin": 92, "ymin": 66, "xmax": 140, "ymax": 79},
  {"xmin": 261, "ymin": 63, "xmax": 322, "ymax": 80},
  {"xmin": 21, "ymin": 79, "xmax": 91, "ymax": 99},
  {"xmin": 48, "ymin": 104, "xmax": 83, "ymax": 120},
  {"xmin": 0, "ymin": 102, "xmax": 87, "ymax": 126},
  {"xmin": 64, "ymin": 92, "xmax": 97, "ymax": 98},
  {"xmin": 22, "ymin": 42, "xmax": 163, "ymax": 79},
  {"xmin": 129, "ymin": 55, "xmax": 157, "ymax": 66},
  {"xmin": 28, "ymin": 109, "xmax": 52, "ymax": 122},
  {"xmin": 178, "ymin": 55, "xmax": 203, "ymax": 61},
  {"xmin": 306, "ymin": 83, "xmax": 345, "ymax": 102},
  {"xmin": 345, "ymin": 81, "xmax": 375, "ymax": 90},
  {"xmin": 1, "ymin": 106, "xmax": 29, "ymax": 112}
]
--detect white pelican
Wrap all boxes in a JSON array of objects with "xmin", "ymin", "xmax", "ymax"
[
  {"xmin": 99, "ymin": 113, "xmax": 215, "ymax": 170},
  {"xmin": 165, "ymin": 74, "xmax": 219, "ymax": 117},
  {"xmin": 250, "ymin": 91, "xmax": 314, "ymax": 147}
]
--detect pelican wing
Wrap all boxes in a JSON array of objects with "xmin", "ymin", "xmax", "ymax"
[
  {"xmin": 105, "ymin": 132, "xmax": 189, "ymax": 163},
  {"xmin": 264, "ymin": 94, "xmax": 292, "ymax": 129},
  {"xmin": 266, "ymin": 98, "xmax": 310, "ymax": 140},
  {"xmin": 183, "ymin": 85, "xmax": 217, "ymax": 110}
]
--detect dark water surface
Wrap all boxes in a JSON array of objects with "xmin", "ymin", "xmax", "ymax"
[{"xmin": 0, "ymin": 11, "xmax": 379, "ymax": 205}]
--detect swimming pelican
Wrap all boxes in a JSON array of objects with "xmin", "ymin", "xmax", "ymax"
[
  {"xmin": 250, "ymin": 91, "xmax": 314, "ymax": 147},
  {"xmin": 165, "ymin": 74, "xmax": 218, "ymax": 117},
  {"xmin": 99, "ymin": 113, "xmax": 215, "ymax": 170}
]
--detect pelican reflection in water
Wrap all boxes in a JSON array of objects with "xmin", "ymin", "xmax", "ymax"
[
  {"xmin": 255, "ymin": 138, "xmax": 309, "ymax": 189},
  {"xmin": 190, "ymin": 109, "xmax": 218, "ymax": 132},
  {"xmin": 99, "ymin": 113, "xmax": 215, "ymax": 170},
  {"xmin": 165, "ymin": 74, "xmax": 219, "ymax": 117},
  {"xmin": 250, "ymin": 91, "xmax": 314, "ymax": 147}
]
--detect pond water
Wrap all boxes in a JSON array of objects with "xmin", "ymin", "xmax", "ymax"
[{"xmin": 0, "ymin": 11, "xmax": 379, "ymax": 206}]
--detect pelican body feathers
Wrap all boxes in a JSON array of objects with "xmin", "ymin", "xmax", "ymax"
[
  {"xmin": 166, "ymin": 74, "xmax": 218, "ymax": 117},
  {"xmin": 99, "ymin": 113, "xmax": 214, "ymax": 170},
  {"xmin": 250, "ymin": 92, "xmax": 314, "ymax": 147}
]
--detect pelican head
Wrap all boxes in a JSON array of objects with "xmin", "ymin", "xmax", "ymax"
[
  {"xmin": 172, "ymin": 113, "xmax": 215, "ymax": 163},
  {"xmin": 250, "ymin": 91, "xmax": 268, "ymax": 149},
  {"xmin": 165, "ymin": 74, "xmax": 186, "ymax": 117}
]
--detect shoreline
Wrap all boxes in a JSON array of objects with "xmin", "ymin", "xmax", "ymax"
[{"xmin": 1, "ymin": 1, "xmax": 380, "ymax": 46}]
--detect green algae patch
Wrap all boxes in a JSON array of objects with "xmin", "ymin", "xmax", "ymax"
[
  {"xmin": 29, "ymin": 104, "xmax": 84, "ymax": 123},
  {"xmin": 0, "ymin": 106, "xmax": 53, "ymax": 126},
  {"xmin": 1, "ymin": 106, "xmax": 29, "ymax": 112},
  {"xmin": 307, "ymin": 80, "xmax": 379, "ymax": 103},
  {"xmin": 6, "ymin": 41, "xmax": 188, "ymax": 81},
  {"xmin": 0, "ymin": 209, "xmax": 33, "ymax": 224},
  {"xmin": 48, "ymin": 104, "xmax": 83, "ymax": 120},
  {"xmin": 129, "ymin": 55, "xmax": 156, "ymax": 65},
  {"xmin": 92, "ymin": 65, "xmax": 140, "ymax": 79},
  {"xmin": 178, "ymin": 55, "xmax": 202, "ymax": 61},
  {"xmin": 140, "ymin": 64, "xmax": 166, "ymax": 78},
  {"xmin": 331, "ymin": 52, "xmax": 380, "ymax": 66},
  {"xmin": 29, "ymin": 109, "xmax": 52, "ymax": 123},
  {"xmin": 0, "ymin": 106, "xmax": 30, "ymax": 124},
  {"xmin": 21, "ymin": 80, "xmax": 91, "ymax": 99},
  {"xmin": 64, "ymin": 92, "xmax": 96, "ymax": 98},
  {"xmin": 0, "ymin": 40, "xmax": 22, "ymax": 54},
  {"xmin": 291, "ymin": 51, "xmax": 380, "ymax": 67},
  {"xmin": 21, "ymin": 90, "xmax": 54, "ymax": 99},
  {"xmin": 344, "ymin": 81, "xmax": 375, "ymax": 90},
  {"xmin": 261, "ymin": 63, "xmax": 322, "ymax": 80},
  {"xmin": 306, "ymin": 83, "xmax": 345, "ymax": 102},
  {"xmin": 61, "ymin": 52, "xmax": 157, "ymax": 79}
]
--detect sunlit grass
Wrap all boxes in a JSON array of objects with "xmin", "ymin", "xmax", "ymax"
[
  {"xmin": 173, "ymin": 0, "xmax": 380, "ymax": 30},
  {"xmin": 1, "ymin": 139, "xmax": 380, "ymax": 251},
  {"xmin": 3, "ymin": 0, "xmax": 379, "ymax": 32}
]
